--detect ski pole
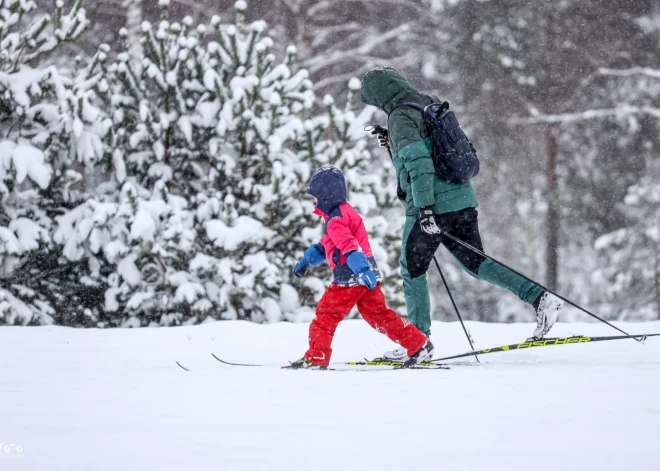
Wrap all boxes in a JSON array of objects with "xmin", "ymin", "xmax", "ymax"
[
  {"xmin": 433, "ymin": 256, "xmax": 479, "ymax": 362},
  {"xmin": 438, "ymin": 230, "xmax": 641, "ymax": 342},
  {"xmin": 364, "ymin": 124, "xmax": 393, "ymax": 161}
]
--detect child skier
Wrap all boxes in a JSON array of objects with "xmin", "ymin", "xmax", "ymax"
[{"xmin": 291, "ymin": 165, "xmax": 434, "ymax": 369}]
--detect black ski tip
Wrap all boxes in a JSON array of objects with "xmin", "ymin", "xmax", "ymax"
[
  {"xmin": 211, "ymin": 353, "xmax": 229, "ymax": 364},
  {"xmin": 211, "ymin": 353, "xmax": 263, "ymax": 367},
  {"xmin": 176, "ymin": 361, "xmax": 191, "ymax": 372}
]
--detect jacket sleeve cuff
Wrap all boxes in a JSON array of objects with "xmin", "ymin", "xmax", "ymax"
[
  {"xmin": 304, "ymin": 244, "xmax": 326, "ymax": 266},
  {"xmin": 413, "ymin": 188, "xmax": 435, "ymax": 208}
]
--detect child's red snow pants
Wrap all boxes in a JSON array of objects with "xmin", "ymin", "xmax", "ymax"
[{"xmin": 304, "ymin": 283, "xmax": 428, "ymax": 366}]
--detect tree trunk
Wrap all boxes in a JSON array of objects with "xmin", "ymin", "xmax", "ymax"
[
  {"xmin": 655, "ymin": 242, "xmax": 660, "ymax": 320},
  {"xmin": 124, "ymin": 0, "xmax": 143, "ymax": 61},
  {"xmin": 545, "ymin": 124, "xmax": 559, "ymax": 290},
  {"xmin": 544, "ymin": 7, "xmax": 559, "ymax": 291}
]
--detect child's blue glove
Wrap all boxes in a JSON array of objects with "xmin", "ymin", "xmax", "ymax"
[
  {"xmin": 346, "ymin": 251, "xmax": 378, "ymax": 290},
  {"xmin": 293, "ymin": 244, "xmax": 326, "ymax": 278}
]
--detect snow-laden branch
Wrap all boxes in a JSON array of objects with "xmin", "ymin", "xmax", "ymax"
[
  {"xmin": 508, "ymin": 105, "xmax": 660, "ymax": 125},
  {"xmin": 598, "ymin": 67, "xmax": 660, "ymax": 80},
  {"xmin": 311, "ymin": 49, "xmax": 423, "ymax": 90},
  {"xmin": 313, "ymin": 70, "xmax": 372, "ymax": 90},
  {"xmin": 170, "ymin": 0, "xmax": 208, "ymax": 13},
  {"xmin": 303, "ymin": 23, "xmax": 411, "ymax": 73},
  {"xmin": 578, "ymin": 66, "xmax": 660, "ymax": 90},
  {"xmin": 308, "ymin": 0, "xmax": 424, "ymax": 17},
  {"xmin": 312, "ymin": 23, "xmax": 362, "ymax": 47},
  {"xmin": 310, "ymin": 51, "xmax": 417, "ymax": 90}
]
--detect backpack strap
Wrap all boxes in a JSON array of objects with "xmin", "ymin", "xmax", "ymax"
[
  {"xmin": 388, "ymin": 95, "xmax": 448, "ymax": 116},
  {"xmin": 388, "ymin": 102, "xmax": 424, "ymax": 116}
]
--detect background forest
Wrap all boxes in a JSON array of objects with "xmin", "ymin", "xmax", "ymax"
[{"xmin": 1, "ymin": 0, "xmax": 659, "ymax": 327}]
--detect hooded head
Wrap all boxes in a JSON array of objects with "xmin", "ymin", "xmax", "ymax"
[
  {"xmin": 307, "ymin": 165, "xmax": 347, "ymax": 214},
  {"xmin": 360, "ymin": 67, "xmax": 417, "ymax": 114}
]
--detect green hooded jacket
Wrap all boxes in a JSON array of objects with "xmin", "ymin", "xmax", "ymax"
[{"xmin": 360, "ymin": 67, "xmax": 478, "ymax": 216}]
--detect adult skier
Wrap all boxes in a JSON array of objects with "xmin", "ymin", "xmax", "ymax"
[
  {"xmin": 291, "ymin": 165, "xmax": 433, "ymax": 369},
  {"xmin": 359, "ymin": 67, "xmax": 563, "ymax": 360}
]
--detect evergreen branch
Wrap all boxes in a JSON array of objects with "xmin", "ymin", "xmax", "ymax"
[
  {"xmin": 24, "ymin": 0, "xmax": 91, "ymax": 68},
  {"xmin": 508, "ymin": 105, "xmax": 660, "ymax": 125}
]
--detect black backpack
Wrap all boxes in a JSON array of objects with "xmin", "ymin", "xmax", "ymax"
[{"xmin": 389, "ymin": 97, "xmax": 479, "ymax": 183}]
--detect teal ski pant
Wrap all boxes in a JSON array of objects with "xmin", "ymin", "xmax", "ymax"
[{"xmin": 400, "ymin": 208, "xmax": 543, "ymax": 336}]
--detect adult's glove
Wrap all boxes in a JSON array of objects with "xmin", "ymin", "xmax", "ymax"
[
  {"xmin": 346, "ymin": 251, "xmax": 378, "ymax": 290},
  {"xmin": 419, "ymin": 206, "xmax": 441, "ymax": 235},
  {"xmin": 293, "ymin": 245, "xmax": 326, "ymax": 278},
  {"xmin": 364, "ymin": 124, "xmax": 390, "ymax": 148}
]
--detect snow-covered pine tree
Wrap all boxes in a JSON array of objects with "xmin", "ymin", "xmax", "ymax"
[
  {"xmin": 63, "ymin": 1, "xmax": 228, "ymax": 327},
  {"xmin": 193, "ymin": 3, "xmax": 317, "ymax": 324},
  {"xmin": 0, "ymin": 0, "xmax": 112, "ymax": 326},
  {"xmin": 195, "ymin": 3, "xmax": 401, "ymax": 322},
  {"xmin": 594, "ymin": 161, "xmax": 660, "ymax": 321},
  {"xmin": 58, "ymin": 1, "xmax": 312, "ymax": 326},
  {"xmin": 61, "ymin": 1, "xmax": 399, "ymax": 327}
]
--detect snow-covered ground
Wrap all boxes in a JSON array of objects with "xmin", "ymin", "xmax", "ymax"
[{"xmin": 3, "ymin": 320, "xmax": 660, "ymax": 470}]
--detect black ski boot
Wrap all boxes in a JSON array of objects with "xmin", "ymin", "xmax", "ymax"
[
  {"xmin": 288, "ymin": 358, "xmax": 327, "ymax": 370},
  {"xmin": 403, "ymin": 340, "xmax": 435, "ymax": 368}
]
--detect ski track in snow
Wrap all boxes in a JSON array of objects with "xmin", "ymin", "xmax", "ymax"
[{"xmin": 2, "ymin": 320, "xmax": 660, "ymax": 471}]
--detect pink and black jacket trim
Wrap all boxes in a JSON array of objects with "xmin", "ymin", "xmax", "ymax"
[{"xmin": 307, "ymin": 166, "xmax": 382, "ymax": 287}]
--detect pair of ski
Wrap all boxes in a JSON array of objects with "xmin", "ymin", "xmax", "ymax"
[
  {"xmin": 214, "ymin": 354, "xmax": 450, "ymax": 370},
  {"xmin": 175, "ymin": 355, "xmax": 445, "ymax": 371},
  {"xmin": 177, "ymin": 332, "xmax": 658, "ymax": 372}
]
